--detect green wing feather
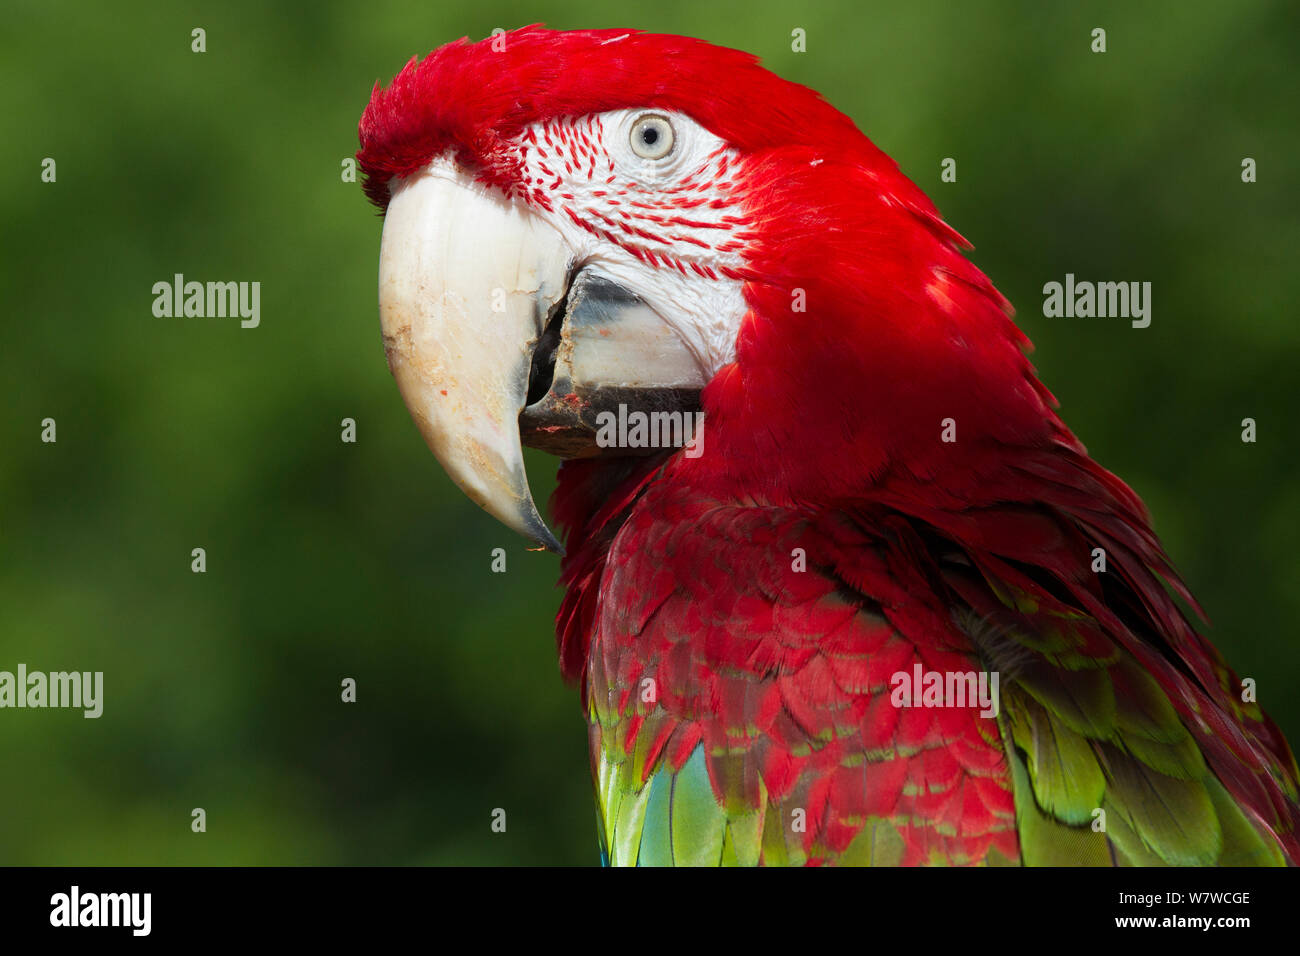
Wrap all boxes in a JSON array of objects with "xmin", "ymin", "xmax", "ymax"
[{"xmin": 980, "ymin": 587, "xmax": 1287, "ymax": 867}]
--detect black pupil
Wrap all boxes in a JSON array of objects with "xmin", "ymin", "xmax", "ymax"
[{"xmin": 642, "ymin": 127, "xmax": 659, "ymax": 145}]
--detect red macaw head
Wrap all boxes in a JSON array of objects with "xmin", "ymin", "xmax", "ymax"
[{"xmin": 359, "ymin": 26, "xmax": 1064, "ymax": 552}]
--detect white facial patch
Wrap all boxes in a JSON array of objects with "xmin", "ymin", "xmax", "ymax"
[{"xmin": 514, "ymin": 109, "xmax": 751, "ymax": 378}]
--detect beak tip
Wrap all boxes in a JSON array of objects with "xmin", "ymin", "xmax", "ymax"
[{"xmin": 523, "ymin": 514, "xmax": 566, "ymax": 557}]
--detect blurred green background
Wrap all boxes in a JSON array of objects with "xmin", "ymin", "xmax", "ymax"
[{"xmin": 1, "ymin": 0, "xmax": 1296, "ymax": 864}]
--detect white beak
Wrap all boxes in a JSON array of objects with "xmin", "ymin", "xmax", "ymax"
[{"xmin": 378, "ymin": 165, "xmax": 573, "ymax": 552}]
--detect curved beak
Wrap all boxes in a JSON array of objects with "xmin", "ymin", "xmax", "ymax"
[
  {"xmin": 376, "ymin": 162, "xmax": 708, "ymax": 556},
  {"xmin": 379, "ymin": 167, "xmax": 571, "ymax": 553}
]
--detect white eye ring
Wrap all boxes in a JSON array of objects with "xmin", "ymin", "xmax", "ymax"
[{"xmin": 629, "ymin": 114, "xmax": 675, "ymax": 160}]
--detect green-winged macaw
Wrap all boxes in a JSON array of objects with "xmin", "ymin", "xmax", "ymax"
[{"xmin": 356, "ymin": 26, "xmax": 1298, "ymax": 866}]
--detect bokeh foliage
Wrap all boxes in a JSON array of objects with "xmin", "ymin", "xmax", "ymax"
[{"xmin": 1, "ymin": 0, "xmax": 1296, "ymax": 864}]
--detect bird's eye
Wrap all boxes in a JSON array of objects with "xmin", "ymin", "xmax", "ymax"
[{"xmin": 629, "ymin": 114, "xmax": 675, "ymax": 160}]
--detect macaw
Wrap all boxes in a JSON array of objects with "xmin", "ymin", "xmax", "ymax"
[{"xmin": 357, "ymin": 26, "xmax": 1299, "ymax": 865}]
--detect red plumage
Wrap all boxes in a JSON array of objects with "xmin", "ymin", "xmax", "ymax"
[{"xmin": 360, "ymin": 26, "xmax": 1299, "ymax": 864}]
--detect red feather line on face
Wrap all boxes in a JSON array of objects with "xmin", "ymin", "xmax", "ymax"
[{"xmin": 361, "ymin": 27, "xmax": 1300, "ymax": 863}]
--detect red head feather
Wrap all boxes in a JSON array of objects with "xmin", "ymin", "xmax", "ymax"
[{"xmin": 360, "ymin": 25, "xmax": 883, "ymax": 208}]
